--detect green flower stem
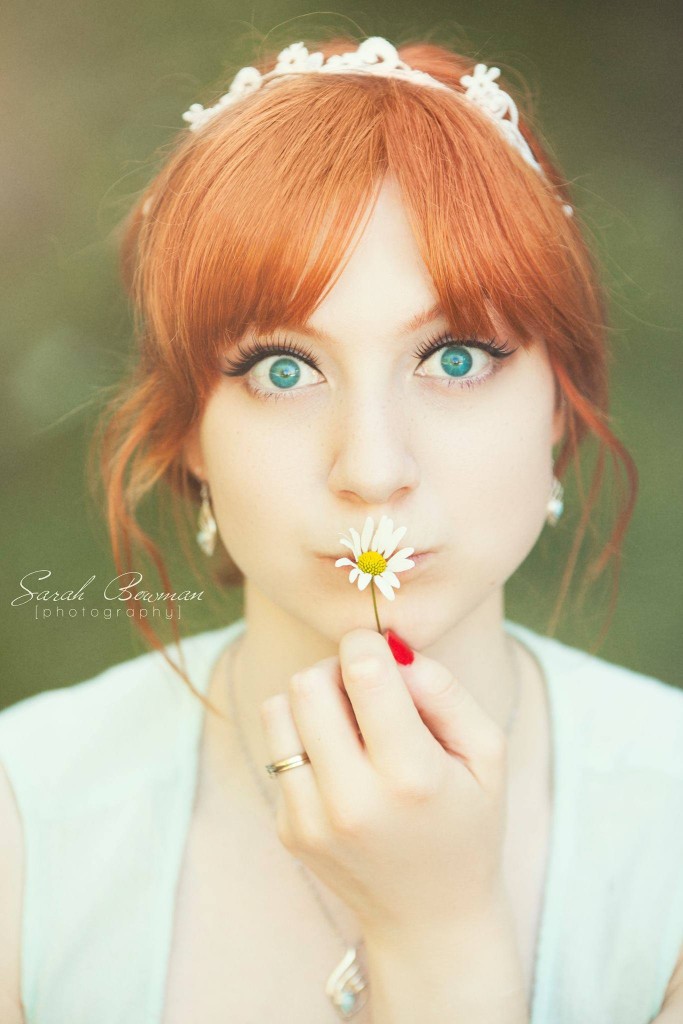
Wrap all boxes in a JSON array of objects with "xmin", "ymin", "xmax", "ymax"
[{"xmin": 370, "ymin": 580, "xmax": 383, "ymax": 633}]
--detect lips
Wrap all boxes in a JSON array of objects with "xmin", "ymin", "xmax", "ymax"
[
  {"xmin": 318, "ymin": 549, "xmax": 432, "ymax": 560},
  {"xmin": 399, "ymin": 551, "xmax": 433, "ymax": 573},
  {"xmin": 319, "ymin": 551, "xmax": 434, "ymax": 576}
]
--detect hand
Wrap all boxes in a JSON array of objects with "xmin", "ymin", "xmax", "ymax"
[{"xmin": 259, "ymin": 627, "xmax": 511, "ymax": 940}]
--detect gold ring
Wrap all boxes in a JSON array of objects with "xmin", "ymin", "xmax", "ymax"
[{"xmin": 265, "ymin": 752, "xmax": 311, "ymax": 776}]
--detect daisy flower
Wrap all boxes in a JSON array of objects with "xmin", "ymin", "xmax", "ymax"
[{"xmin": 335, "ymin": 514, "xmax": 415, "ymax": 631}]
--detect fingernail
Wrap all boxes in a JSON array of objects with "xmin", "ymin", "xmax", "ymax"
[{"xmin": 384, "ymin": 629, "xmax": 415, "ymax": 666}]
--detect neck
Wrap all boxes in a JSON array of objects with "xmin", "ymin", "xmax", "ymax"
[{"xmin": 225, "ymin": 582, "xmax": 528, "ymax": 778}]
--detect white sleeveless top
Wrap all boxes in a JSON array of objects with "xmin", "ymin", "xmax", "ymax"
[{"xmin": 1, "ymin": 617, "xmax": 682, "ymax": 1024}]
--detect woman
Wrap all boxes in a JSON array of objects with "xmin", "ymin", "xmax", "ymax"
[{"xmin": 1, "ymin": 34, "xmax": 682, "ymax": 1024}]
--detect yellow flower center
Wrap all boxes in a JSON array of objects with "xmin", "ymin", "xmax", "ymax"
[{"xmin": 357, "ymin": 550, "xmax": 388, "ymax": 576}]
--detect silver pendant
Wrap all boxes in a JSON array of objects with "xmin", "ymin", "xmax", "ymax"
[{"xmin": 325, "ymin": 946, "xmax": 368, "ymax": 1019}]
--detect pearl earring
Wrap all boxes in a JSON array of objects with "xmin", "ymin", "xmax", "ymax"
[
  {"xmin": 546, "ymin": 473, "xmax": 565, "ymax": 526},
  {"xmin": 197, "ymin": 481, "xmax": 217, "ymax": 555}
]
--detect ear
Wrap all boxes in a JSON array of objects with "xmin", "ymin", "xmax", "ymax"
[{"xmin": 182, "ymin": 423, "xmax": 205, "ymax": 482}]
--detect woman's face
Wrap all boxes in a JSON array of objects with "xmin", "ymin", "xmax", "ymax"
[{"xmin": 186, "ymin": 177, "xmax": 565, "ymax": 646}]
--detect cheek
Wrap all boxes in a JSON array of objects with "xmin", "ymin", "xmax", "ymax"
[
  {"xmin": 437, "ymin": 399, "xmax": 554, "ymax": 579},
  {"xmin": 198, "ymin": 396, "xmax": 313, "ymax": 567}
]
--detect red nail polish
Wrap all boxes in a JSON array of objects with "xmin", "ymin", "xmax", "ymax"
[{"xmin": 385, "ymin": 629, "xmax": 415, "ymax": 665}]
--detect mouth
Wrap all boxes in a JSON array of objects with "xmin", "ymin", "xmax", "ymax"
[{"xmin": 318, "ymin": 550, "xmax": 434, "ymax": 574}]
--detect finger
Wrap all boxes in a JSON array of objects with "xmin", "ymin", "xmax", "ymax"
[
  {"xmin": 311, "ymin": 656, "xmax": 367, "ymax": 745},
  {"xmin": 393, "ymin": 648, "xmax": 507, "ymax": 784},
  {"xmin": 338, "ymin": 628, "xmax": 435, "ymax": 779},
  {"xmin": 288, "ymin": 656, "xmax": 371, "ymax": 814},
  {"xmin": 259, "ymin": 693, "xmax": 326, "ymax": 832}
]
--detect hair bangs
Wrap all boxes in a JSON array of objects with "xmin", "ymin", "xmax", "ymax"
[
  {"xmin": 133, "ymin": 76, "xmax": 392, "ymax": 399},
  {"xmin": 379, "ymin": 83, "xmax": 588, "ymax": 348},
  {"xmin": 135, "ymin": 66, "xmax": 587, "ymax": 394}
]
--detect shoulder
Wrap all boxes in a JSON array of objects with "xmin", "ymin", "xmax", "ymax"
[
  {"xmin": 0, "ymin": 622, "xmax": 242, "ymax": 1022},
  {"xmin": 0, "ymin": 622, "xmax": 242, "ymax": 1020},
  {"xmin": 538, "ymin": 634, "xmax": 683, "ymax": 1018},
  {"xmin": 512, "ymin": 622, "xmax": 683, "ymax": 778},
  {"xmin": 568, "ymin": 642, "xmax": 682, "ymax": 776},
  {"xmin": 0, "ymin": 761, "xmax": 24, "ymax": 1023},
  {"xmin": 0, "ymin": 622, "xmax": 242, "ymax": 814}
]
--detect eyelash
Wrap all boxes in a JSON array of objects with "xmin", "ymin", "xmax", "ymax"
[{"xmin": 221, "ymin": 330, "xmax": 517, "ymax": 402}]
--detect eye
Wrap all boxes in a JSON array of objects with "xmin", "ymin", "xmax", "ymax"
[
  {"xmin": 414, "ymin": 333, "xmax": 515, "ymax": 391},
  {"xmin": 220, "ymin": 331, "xmax": 517, "ymax": 402},
  {"xmin": 249, "ymin": 352, "xmax": 320, "ymax": 400},
  {"xmin": 221, "ymin": 335, "xmax": 323, "ymax": 402}
]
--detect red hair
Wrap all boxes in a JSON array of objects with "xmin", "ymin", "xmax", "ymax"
[{"xmin": 90, "ymin": 34, "xmax": 638, "ymax": 708}]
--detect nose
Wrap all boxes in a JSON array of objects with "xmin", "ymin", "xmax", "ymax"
[{"xmin": 327, "ymin": 380, "xmax": 420, "ymax": 505}]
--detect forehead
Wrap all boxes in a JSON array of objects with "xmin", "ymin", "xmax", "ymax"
[
  {"xmin": 264, "ymin": 179, "xmax": 450, "ymax": 342},
  {"xmin": 262, "ymin": 301, "xmax": 446, "ymax": 344},
  {"xmin": 220, "ymin": 170, "xmax": 541, "ymax": 354}
]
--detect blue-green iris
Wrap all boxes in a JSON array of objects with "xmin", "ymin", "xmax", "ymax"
[
  {"xmin": 441, "ymin": 346, "xmax": 473, "ymax": 377},
  {"xmin": 268, "ymin": 357, "xmax": 300, "ymax": 389}
]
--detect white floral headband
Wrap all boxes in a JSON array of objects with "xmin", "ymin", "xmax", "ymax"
[{"xmin": 180, "ymin": 36, "xmax": 573, "ymax": 218}]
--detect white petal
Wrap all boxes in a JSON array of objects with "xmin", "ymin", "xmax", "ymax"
[
  {"xmin": 382, "ymin": 570, "xmax": 401, "ymax": 588},
  {"xmin": 357, "ymin": 572, "xmax": 373, "ymax": 591},
  {"xmin": 360, "ymin": 517, "xmax": 374, "ymax": 552},
  {"xmin": 374, "ymin": 574, "xmax": 396, "ymax": 600},
  {"xmin": 386, "ymin": 551, "xmax": 416, "ymax": 570},
  {"xmin": 374, "ymin": 515, "xmax": 394, "ymax": 554},
  {"xmin": 334, "ymin": 557, "xmax": 355, "ymax": 567},
  {"xmin": 349, "ymin": 567, "xmax": 361, "ymax": 583},
  {"xmin": 388, "ymin": 546, "xmax": 415, "ymax": 562},
  {"xmin": 383, "ymin": 524, "xmax": 407, "ymax": 558},
  {"xmin": 348, "ymin": 528, "xmax": 362, "ymax": 559},
  {"xmin": 338, "ymin": 539, "xmax": 357, "ymax": 554}
]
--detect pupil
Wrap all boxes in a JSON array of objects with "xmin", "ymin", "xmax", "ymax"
[
  {"xmin": 269, "ymin": 357, "xmax": 300, "ymax": 389},
  {"xmin": 441, "ymin": 346, "xmax": 472, "ymax": 378}
]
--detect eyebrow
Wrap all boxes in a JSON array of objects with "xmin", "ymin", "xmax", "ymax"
[{"xmin": 268, "ymin": 301, "xmax": 447, "ymax": 344}]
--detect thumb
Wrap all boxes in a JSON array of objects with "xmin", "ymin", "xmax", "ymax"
[{"xmin": 384, "ymin": 630, "xmax": 504, "ymax": 768}]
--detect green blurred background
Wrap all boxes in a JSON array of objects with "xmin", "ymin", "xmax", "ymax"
[{"xmin": 2, "ymin": 0, "xmax": 681, "ymax": 710}]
